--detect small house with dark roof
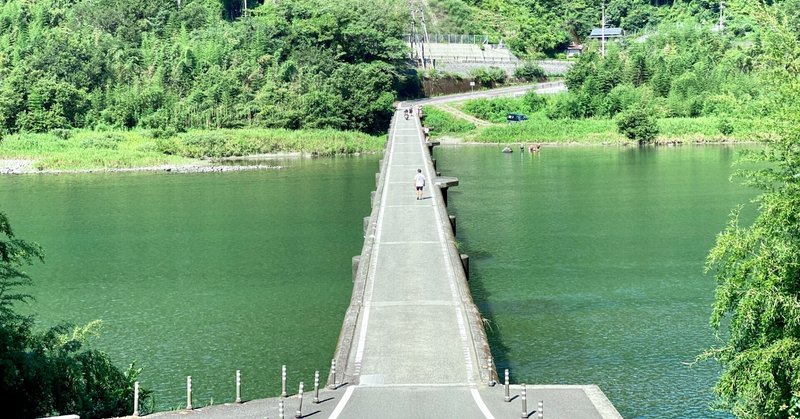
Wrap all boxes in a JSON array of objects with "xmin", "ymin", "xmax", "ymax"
[
  {"xmin": 566, "ymin": 43, "xmax": 584, "ymax": 57},
  {"xmin": 588, "ymin": 27, "xmax": 624, "ymax": 40}
]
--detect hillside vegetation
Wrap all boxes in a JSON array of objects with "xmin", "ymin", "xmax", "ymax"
[
  {"xmin": 424, "ymin": 0, "xmax": 782, "ymax": 58},
  {"xmin": 0, "ymin": 0, "xmax": 409, "ymax": 137}
]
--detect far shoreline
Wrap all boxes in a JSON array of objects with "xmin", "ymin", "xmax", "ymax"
[{"xmin": 1, "ymin": 141, "xmax": 758, "ymax": 176}]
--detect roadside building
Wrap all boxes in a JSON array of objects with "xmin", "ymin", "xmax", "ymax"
[
  {"xmin": 588, "ymin": 27, "xmax": 625, "ymax": 41},
  {"xmin": 566, "ymin": 43, "xmax": 584, "ymax": 57}
]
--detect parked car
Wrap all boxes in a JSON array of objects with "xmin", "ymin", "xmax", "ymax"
[{"xmin": 507, "ymin": 113, "xmax": 528, "ymax": 123}]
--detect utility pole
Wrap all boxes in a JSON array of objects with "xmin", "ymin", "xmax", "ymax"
[
  {"xmin": 718, "ymin": 1, "xmax": 726, "ymax": 33},
  {"xmin": 601, "ymin": 0, "xmax": 606, "ymax": 58}
]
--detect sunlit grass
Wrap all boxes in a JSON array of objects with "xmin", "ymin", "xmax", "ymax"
[{"xmin": 0, "ymin": 129, "xmax": 386, "ymax": 170}]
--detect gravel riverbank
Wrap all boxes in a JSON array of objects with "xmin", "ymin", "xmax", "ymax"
[{"xmin": 0, "ymin": 159, "xmax": 283, "ymax": 175}]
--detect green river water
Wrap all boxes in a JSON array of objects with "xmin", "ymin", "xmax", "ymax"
[
  {"xmin": 0, "ymin": 146, "xmax": 753, "ymax": 417},
  {"xmin": 435, "ymin": 145, "xmax": 753, "ymax": 418},
  {"xmin": 0, "ymin": 156, "xmax": 377, "ymax": 411}
]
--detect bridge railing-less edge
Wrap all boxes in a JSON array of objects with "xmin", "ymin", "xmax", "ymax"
[
  {"xmin": 418, "ymin": 122, "xmax": 498, "ymax": 387},
  {"xmin": 326, "ymin": 115, "xmax": 395, "ymax": 388}
]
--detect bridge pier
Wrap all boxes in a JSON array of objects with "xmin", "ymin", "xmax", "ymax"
[
  {"xmin": 426, "ymin": 141, "xmax": 440, "ymax": 156},
  {"xmin": 449, "ymin": 215, "xmax": 456, "ymax": 235},
  {"xmin": 432, "ymin": 158, "xmax": 437, "ymax": 170},
  {"xmin": 435, "ymin": 177, "xmax": 458, "ymax": 207},
  {"xmin": 352, "ymin": 256, "xmax": 360, "ymax": 283},
  {"xmin": 461, "ymin": 254, "xmax": 470, "ymax": 280}
]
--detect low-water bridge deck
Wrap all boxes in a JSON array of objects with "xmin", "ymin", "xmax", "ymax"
[
  {"xmin": 149, "ymin": 106, "xmax": 622, "ymax": 419},
  {"xmin": 324, "ymin": 111, "xmax": 622, "ymax": 418}
]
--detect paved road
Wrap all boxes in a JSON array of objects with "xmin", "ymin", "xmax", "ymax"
[
  {"xmin": 403, "ymin": 81, "xmax": 566, "ymax": 107},
  {"xmin": 146, "ymin": 385, "xmax": 618, "ymax": 419}
]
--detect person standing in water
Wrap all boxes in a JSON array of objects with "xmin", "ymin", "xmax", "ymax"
[{"xmin": 414, "ymin": 169, "xmax": 426, "ymax": 200}]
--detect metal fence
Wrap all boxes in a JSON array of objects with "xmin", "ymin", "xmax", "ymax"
[
  {"xmin": 405, "ymin": 34, "xmax": 499, "ymax": 45},
  {"xmin": 419, "ymin": 56, "xmax": 520, "ymax": 64}
]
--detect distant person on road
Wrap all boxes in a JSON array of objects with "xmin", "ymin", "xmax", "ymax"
[{"xmin": 414, "ymin": 169, "xmax": 426, "ymax": 200}]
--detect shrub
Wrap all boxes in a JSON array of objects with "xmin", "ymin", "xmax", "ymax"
[
  {"xmin": 522, "ymin": 91, "xmax": 547, "ymax": 112},
  {"xmin": 51, "ymin": 129, "xmax": 73, "ymax": 140},
  {"xmin": 514, "ymin": 62, "xmax": 547, "ymax": 82},
  {"xmin": 718, "ymin": 118, "xmax": 734, "ymax": 135},
  {"xmin": 462, "ymin": 98, "xmax": 522, "ymax": 123},
  {"xmin": 421, "ymin": 107, "xmax": 475, "ymax": 135},
  {"xmin": 616, "ymin": 107, "xmax": 659, "ymax": 143},
  {"xmin": 470, "ymin": 67, "xmax": 507, "ymax": 87},
  {"xmin": 78, "ymin": 133, "xmax": 125, "ymax": 150}
]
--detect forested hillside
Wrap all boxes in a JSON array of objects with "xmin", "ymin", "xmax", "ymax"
[
  {"xmin": 425, "ymin": 0, "xmax": 782, "ymax": 57},
  {"xmin": 0, "ymin": 0, "xmax": 409, "ymax": 136},
  {"xmin": 1, "ymin": 0, "xmax": 793, "ymax": 139}
]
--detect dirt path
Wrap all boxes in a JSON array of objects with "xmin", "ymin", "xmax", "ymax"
[
  {"xmin": 435, "ymin": 104, "xmax": 494, "ymax": 127},
  {"xmin": 434, "ymin": 104, "xmax": 493, "ymax": 127}
]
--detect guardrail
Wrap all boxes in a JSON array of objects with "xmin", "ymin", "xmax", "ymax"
[
  {"xmin": 405, "ymin": 34, "xmax": 495, "ymax": 44},
  {"xmin": 419, "ymin": 56, "xmax": 520, "ymax": 64}
]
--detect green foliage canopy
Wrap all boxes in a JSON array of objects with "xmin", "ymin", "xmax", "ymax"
[
  {"xmin": 0, "ymin": 0, "xmax": 409, "ymax": 136},
  {"xmin": 705, "ymin": 4, "xmax": 800, "ymax": 418},
  {"xmin": 0, "ymin": 212, "xmax": 149, "ymax": 418}
]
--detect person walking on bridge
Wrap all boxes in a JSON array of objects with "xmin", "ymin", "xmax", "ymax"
[{"xmin": 414, "ymin": 169, "xmax": 426, "ymax": 200}]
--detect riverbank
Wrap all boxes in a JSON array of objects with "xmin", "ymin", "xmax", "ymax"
[
  {"xmin": 0, "ymin": 159, "xmax": 285, "ymax": 175},
  {"xmin": 423, "ymin": 103, "xmax": 775, "ymax": 145},
  {"xmin": 0, "ymin": 128, "xmax": 385, "ymax": 173}
]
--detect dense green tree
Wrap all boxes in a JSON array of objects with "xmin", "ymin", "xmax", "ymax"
[
  {"xmin": 0, "ymin": 0, "xmax": 407, "ymax": 135},
  {"xmin": 704, "ymin": 5, "xmax": 800, "ymax": 418},
  {"xmin": 0, "ymin": 212, "xmax": 150, "ymax": 418},
  {"xmin": 615, "ymin": 106, "xmax": 659, "ymax": 143}
]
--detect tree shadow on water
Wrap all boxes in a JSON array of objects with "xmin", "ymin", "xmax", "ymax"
[{"xmin": 462, "ymin": 244, "xmax": 512, "ymax": 370}]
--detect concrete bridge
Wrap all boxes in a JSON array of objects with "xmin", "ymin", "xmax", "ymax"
[
  {"xmin": 320, "ymin": 110, "xmax": 622, "ymax": 418},
  {"xmin": 149, "ymin": 104, "xmax": 621, "ymax": 419}
]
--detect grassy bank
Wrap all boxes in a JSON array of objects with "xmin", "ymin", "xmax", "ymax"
[
  {"xmin": 424, "ymin": 101, "xmax": 775, "ymax": 144},
  {"xmin": 0, "ymin": 129, "xmax": 386, "ymax": 171}
]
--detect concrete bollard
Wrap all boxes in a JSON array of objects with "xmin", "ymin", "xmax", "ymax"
[
  {"xmin": 281, "ymin": 365, "xmax": 287, "ymax": 398},
  {"xmin": 521, "ymin": 383, "xmax": 528, "ymax": 418},
  {"xmin": 329, "ymin": 359, "xmax": 337, "ymax": 389},
  {"xmin": 279, "ymin": 399, "xmax": 285, "ymax": 419},
  {"xmin": 487, "ymin": 357, "xmax": 495, "ymax": 386},
  {"xmin": 133, "ymin": 381, "xmax": 140, "ymax": 417},
  {"xmin": 235, "ymin": 370, "xmax": 242, "ymax": 404},
  {"xmin": 538, "ymin": 400, "xmax": 543, "ymax": 419},
  {"xmin": 313, "ymin": 371, "xmax": 320, "ymax": 403},
  {"xmin": 504, "ymin": 369, "xmax": 511, "ymax": 402},
  {"xmin": 295, "ymin": 382, "xmax": 304, "ymax": 418},
  {"xmin": 186, "ymin": 376, "xmax": 193, "ymax": 410}
]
